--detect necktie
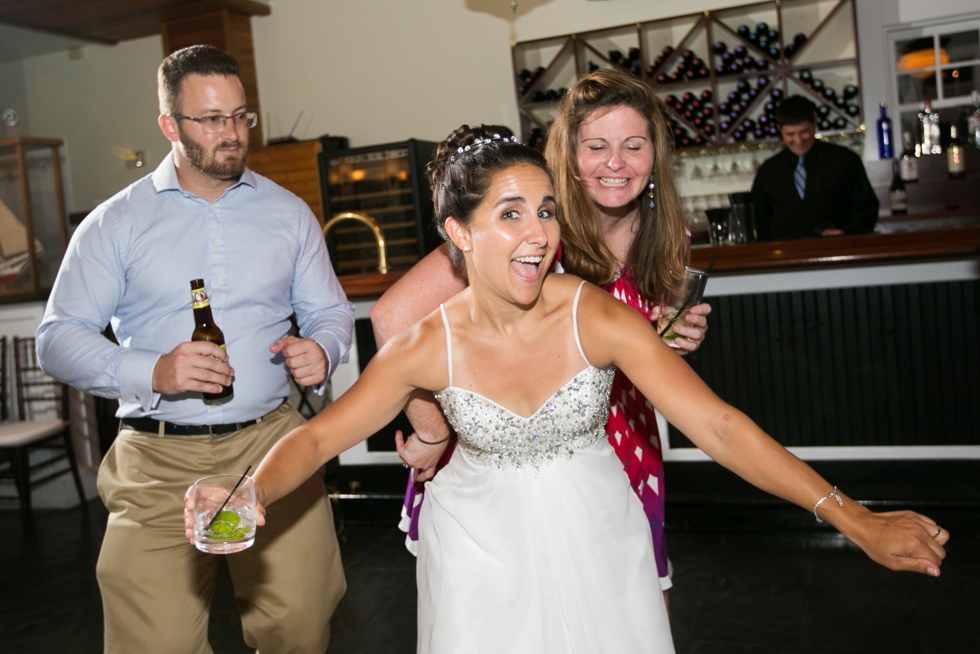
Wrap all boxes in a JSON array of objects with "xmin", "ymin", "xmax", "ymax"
[{"xmin": 794, "ymin": 155, "xmax": 806, "ymax": 199}]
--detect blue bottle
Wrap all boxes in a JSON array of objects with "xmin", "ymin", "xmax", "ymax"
[{"xmin": 877, "ymin": 103, "xmax": 894, "ymax": 159}]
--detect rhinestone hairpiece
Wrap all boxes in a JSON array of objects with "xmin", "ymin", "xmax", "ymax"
[{"xmin": 452, "ymin": 133, "xmax": 520, "ymax": 160}]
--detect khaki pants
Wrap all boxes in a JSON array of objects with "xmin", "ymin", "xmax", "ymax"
[{"xmin": 96, "ymin": 403, "xmax": 345, "ymax": 654}]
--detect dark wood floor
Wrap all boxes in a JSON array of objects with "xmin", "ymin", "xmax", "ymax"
[{"xmin": 1, "ymin": 464, "xmax": 978, "ymax": 654}]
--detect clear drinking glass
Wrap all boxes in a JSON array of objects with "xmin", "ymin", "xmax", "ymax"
[
  {"xmin": 193, "ymin": 474, "xmax": 257, "ymax": 554},
  {"xmin": 657, "ymin": 267, "xmax": 708, "ymax": 346}
]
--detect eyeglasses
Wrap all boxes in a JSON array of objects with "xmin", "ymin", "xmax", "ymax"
[{"xmin": 170, "ymin": 110, "xmax": 258, "ymax": 134}]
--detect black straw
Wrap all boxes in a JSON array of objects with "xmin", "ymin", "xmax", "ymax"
[
  {"xmin": 207, "ymin": 465, "xmax": 252, "ymax": 529},
  {"xmin": 658, "ymin": 251, "xmax": 721, "ymax": 337}
]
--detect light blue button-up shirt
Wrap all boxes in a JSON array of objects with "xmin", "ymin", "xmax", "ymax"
[{"xmin": 37, "ymin": 152, "xmax": 354, "ymax": 424}]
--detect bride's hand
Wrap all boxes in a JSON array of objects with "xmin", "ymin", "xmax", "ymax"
[
  {"xmin": 183, "ymin": 484, "xmax": 266, "ymax": 545},
  {"xmin": 396, "ymin": 429, "xmax": 449, "ymax": 482}
]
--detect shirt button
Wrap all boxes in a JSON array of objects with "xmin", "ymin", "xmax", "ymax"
[
  {"xmin": 182, "ymin": 194, "xmax": 189, "ymax": 198},
  {"xmin": 135, "ymin": 394, "xmax": 141, "ymax": 401},
  {"xmin": 215, "ymin": 281, "xmax": 222, "ymax": 288},
  {"xmin": 212, "ymin": 241, "xmax": 219, "ymax": 247}
]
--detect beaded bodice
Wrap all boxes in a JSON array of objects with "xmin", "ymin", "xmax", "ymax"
[
  {"xmin": 432, "ymin": 280, "xmax": 615, "ymax": 470},
  {"xmin": 434, "ymin": 365, "xmax": 615, "ymax": 469}
]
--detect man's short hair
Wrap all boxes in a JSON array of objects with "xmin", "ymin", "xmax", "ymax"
[
  {"xmin": 774, "ymin": 95, "xmax": 816, "ymax": 127},
  {"xmin": 158, "ymin": 45, "xmax": 240, "ymax": 115}
]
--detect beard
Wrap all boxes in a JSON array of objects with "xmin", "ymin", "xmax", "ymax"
[{"xmin": 178, "ymin": 125, "xmax": 248, "ymax": 180}]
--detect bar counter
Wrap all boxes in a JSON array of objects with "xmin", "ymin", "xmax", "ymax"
[
  {"xmin": 671, "ymin": 214, "xmax": 980, "ymax": 463},
  {"xmin": 690, "ymin": 215, "xmax": 980, "ymax": 273},
  {"xmin": 336, "ymin": 215, "xmax": 980, "ymax": 298}
]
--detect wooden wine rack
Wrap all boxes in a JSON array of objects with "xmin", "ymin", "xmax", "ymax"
[{"xmin": 511, "ymin": 0, "xmax": 862, "ymax": 152}]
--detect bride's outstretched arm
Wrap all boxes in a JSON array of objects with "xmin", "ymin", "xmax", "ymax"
[
  {"xmin": 577, "ymin": 283, "xmax": 948, "ymax": 577},
  {"xmin": 254, "ymin": 318, "xmax": 448, "ymax": 508}
]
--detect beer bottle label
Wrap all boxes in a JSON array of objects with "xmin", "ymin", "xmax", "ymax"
[{"xmin": 191, "ymin": 285, "xmax": 210, "ymax": 310}]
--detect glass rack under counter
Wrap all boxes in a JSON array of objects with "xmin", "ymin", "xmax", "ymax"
[{"xmin": 0, "ymin": 137, "xmax": 69, "ymax": 301}]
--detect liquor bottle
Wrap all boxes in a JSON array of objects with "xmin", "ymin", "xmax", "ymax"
[
  {"xmin": 899, "ymin": 132, "xmax": 918, "ymax": 183},
  {"xmin": 947, "ymin": 125, "xmax": 965, "ymax": 179},
  {"xmin": 190, "ymin": 279, "xmax": 233, "ymax": 404},
  {"xmin": 968, "ymin": 90, "xmax": 980, "ymax": 148},
  {"xmin": 889, "ymin": 160, "xmax": 907, "ymax": 215},
  {"xmin": 918, "ymin": 99, "xmax": 941, "ymax": 155},
  {"xmin": 877, "ymin": 102, "xmax": 895, "ymax": 159}
]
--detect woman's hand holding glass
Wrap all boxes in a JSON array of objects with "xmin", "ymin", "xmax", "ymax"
[{"xmin": 655, "ymin": 302, "xmax": 711, "ymax": 354}]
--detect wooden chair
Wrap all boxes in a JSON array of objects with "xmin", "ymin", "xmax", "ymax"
[{"xmin": 0, "ymin": 336, "xmax": 86, "ymax": 524}]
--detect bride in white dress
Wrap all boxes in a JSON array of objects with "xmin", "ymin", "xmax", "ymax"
[{"xmin": 197, "ymin": 125, "xmax": 948, "ymax": 653}]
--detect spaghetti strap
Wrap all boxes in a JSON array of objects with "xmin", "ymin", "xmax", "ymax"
[
  {"xmin": 439, "ymin": 304, "xmax": 453, "ymax": 387},
  {"xmin": 571, "ymin": 281, "xmax": 593, "ymax": 368}
]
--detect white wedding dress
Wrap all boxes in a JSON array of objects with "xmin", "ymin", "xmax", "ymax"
[{"xmin": 416, "ymin": 282, "xmax": 674, "ymax": 654}]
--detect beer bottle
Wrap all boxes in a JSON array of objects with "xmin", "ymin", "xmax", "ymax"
[{"xmin": 189, "ymin": 279, "xmax": 233, "ymax": 404}]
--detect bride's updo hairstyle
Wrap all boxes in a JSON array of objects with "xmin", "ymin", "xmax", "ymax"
[{"xmin": 427, "ymin": 124, "xmax": 552, "ymax": 271}]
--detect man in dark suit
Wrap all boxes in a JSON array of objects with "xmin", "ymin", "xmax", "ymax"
[{"xmin": 751, "ymin": 95, "xmax": 879, "ymax": 240}]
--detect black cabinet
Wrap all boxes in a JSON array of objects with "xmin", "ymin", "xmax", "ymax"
[{"xmin": 320, "ymin": 140, "xmax": 441, "ymax": 276}]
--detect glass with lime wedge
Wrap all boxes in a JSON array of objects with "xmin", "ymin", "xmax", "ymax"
[{"xmin": 193, "ymin": 474, "xmax": 257, "ymax": 554}]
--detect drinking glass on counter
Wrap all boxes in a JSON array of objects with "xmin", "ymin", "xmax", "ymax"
[
  {"xmin": 658, "ymin": 267, "xmax": 709, "ymax": 346},
  {"xmin": 728, "ymin": 192, "xmax": 757, "ymax": 243},
  {"xmin": 705, "ymin": 208, "xmax": 731, "ymax": 247},
  {"xmin": 192, "ymin": 474, "xmax": 257, "ymax": 554}
]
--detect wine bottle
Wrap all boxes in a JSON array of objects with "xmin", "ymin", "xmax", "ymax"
[
  {"xmin": 947, "ymin": 125, "xmax": 965, "ymax": 179},
  {"xmin": 876, "ymin": 103, "xmax": 894, "ymax": 159},
  {"xmin": 918, "ymin": 99, "xmax": 941, "ymax": 155},
  {"xmin": 899, "ymin": 132, "xmax": 919, "ymax": 183},
  {"xmin": 889, "ymin": 160, "xmax": 907, "ymax": 215}
]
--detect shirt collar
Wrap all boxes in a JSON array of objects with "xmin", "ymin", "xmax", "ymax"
[{"xmin": 151, "ymin": 151, "xmax": 258, "ymax": 195}]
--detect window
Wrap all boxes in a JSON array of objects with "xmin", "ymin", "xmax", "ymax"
[{"xmin": 888, "ymin": 16, "xmax": 980, "ymax": 146}]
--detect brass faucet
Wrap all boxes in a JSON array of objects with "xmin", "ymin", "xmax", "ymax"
[{"xmin": 322, "ymin": 212, "xmax": 388, "ymax": 275}]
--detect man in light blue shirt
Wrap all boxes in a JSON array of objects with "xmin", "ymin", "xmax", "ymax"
[{"xmin": 37, "ymin": 46, "xmax": 351, "ymax": 654}]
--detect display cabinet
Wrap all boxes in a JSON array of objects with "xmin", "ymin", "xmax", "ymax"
[
  {"xmin": 320, "ymin": 140, "xmax": 440, "ymax": 276},
  {"xmin": 0, "ymin": 138, "xmax": 68, "ymax": 300},
  {"xmin": 512, "ymin": 0, "xmax": 861, "ymax": 151}
]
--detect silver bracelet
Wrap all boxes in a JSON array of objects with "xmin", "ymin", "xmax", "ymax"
[{"xmin": 812, "ymin": 486, "xmax": 843, "ymax": 523}]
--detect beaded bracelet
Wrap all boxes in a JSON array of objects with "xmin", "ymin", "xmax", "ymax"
[{"xmin": 812, "ymin": 486, "xmax": 843, "ymax": 523}]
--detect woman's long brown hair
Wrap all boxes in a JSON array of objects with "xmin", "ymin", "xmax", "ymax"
[{"xmin": 545, "ymin": 69, "xmax": 688, "ymax": 301}]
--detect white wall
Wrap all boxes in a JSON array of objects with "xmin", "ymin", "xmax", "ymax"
[
  {"xmin": 20, "ymin": 37, "xmax": 164, "ymax": 213},
  {"xmin": 896, "ymin": 0, "xmax": 980, "ymax": 24},
  {"xmin": 0, "ymin": 59, "xmax": 30, "ymax": 137},
  {"xmin": 252, "ymin": 0, "xmax": 743, "ymax": 148}
]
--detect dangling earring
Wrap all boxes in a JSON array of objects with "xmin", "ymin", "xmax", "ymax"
[{"xmin": 647, "ymin": 174, "xmax": 656, "ymax": 211}]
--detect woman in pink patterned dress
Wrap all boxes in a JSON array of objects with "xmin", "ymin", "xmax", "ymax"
[{"xmin": 371, "ymin": 69, "xmax": 709, "ymax": 607}]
